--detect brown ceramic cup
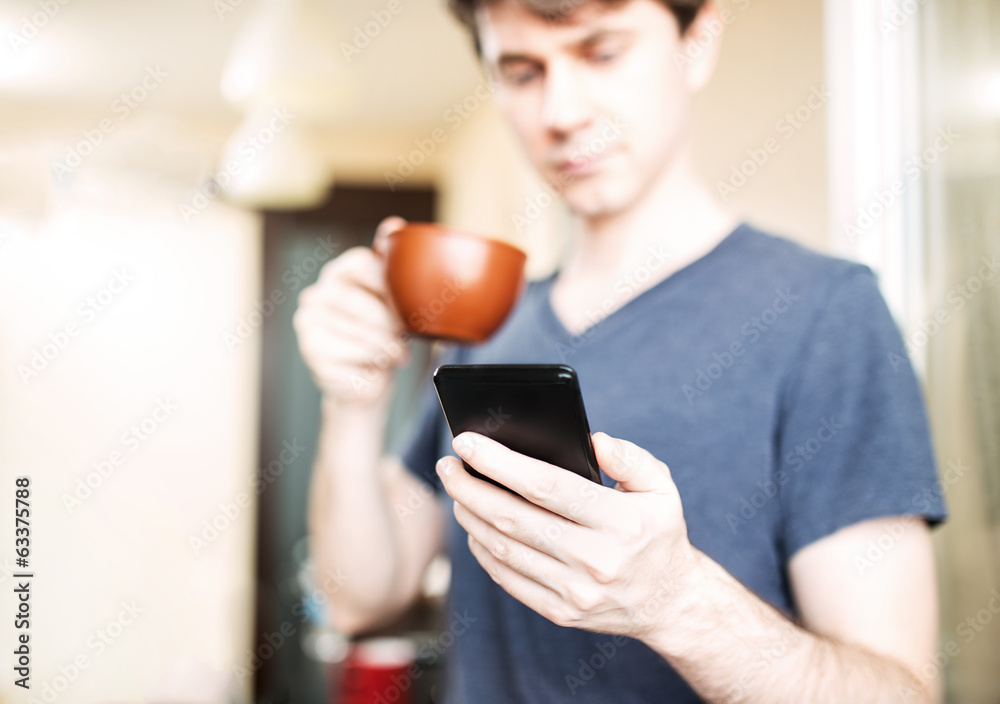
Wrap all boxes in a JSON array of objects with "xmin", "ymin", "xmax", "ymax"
[{"xmin": 380, "ymin": 223, "xmax": 528, "ymax": 344}]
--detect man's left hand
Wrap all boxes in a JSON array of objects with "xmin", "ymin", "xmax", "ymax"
[{"xmin": 435, "ymin": 430, "xmax": 698, "ymax": 640}]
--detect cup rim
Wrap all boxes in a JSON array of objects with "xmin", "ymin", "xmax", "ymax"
[{"xmin": 387, "ymin": 222, "xmax": 527, "ymax": 260}]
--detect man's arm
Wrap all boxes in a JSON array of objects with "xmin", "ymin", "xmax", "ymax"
[
  {"xmin": 294, "ymin": 216, "xmax": 446, "ymax": 636},
  {"xmin": 308, "ymin": 396, "xmax": 445, "ymax": 635},
  {"xmin": 644, "ymin": 515, "xmax": 938, "ymax": 704},
  {"xmin": 436, "ymin": 431, "xmax": 939, "ymax": 704}
]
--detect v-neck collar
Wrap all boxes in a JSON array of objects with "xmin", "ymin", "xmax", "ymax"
[{"xmin": 537, "ymin": 223, "xmax": 750, "ymax": 341}]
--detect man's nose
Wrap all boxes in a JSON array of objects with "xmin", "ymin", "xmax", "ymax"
[{"xmin": 541, "ymin": 61, "xmax": 593, "ymax": 136}]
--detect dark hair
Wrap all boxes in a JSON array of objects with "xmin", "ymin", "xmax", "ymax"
[{"xmin": 447, "ymin": 0, "xmax": 707, "ymax": 55}]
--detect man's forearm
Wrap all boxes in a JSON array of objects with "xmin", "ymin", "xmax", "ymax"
[
  {"xmin": 643, "ymin": 549, "xmax": 931, "ymax": 704},
  {"xmin": 308, "ymin": 393, "xmax": 403, "ymax": 625}
]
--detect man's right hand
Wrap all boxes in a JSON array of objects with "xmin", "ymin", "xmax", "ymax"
[{"xmin": 293, "ymin": 216, "xmax": 412, "ymax": 407}]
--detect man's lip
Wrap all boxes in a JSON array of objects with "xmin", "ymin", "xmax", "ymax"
[{"xmin": 551, "ymin": 150, "xmax": 613, "ymax": 176}]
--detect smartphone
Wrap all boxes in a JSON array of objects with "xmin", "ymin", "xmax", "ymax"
[{"xmin": 432, "ymin": 363, "xmax": 603, "ymax": 493}]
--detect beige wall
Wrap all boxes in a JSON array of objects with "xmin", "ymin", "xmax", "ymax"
[
  {"xmin": 693, "ymin": 0, "xmax": 828, "ymax": 251},
  {"xmin": 0, "ymin": 161, "xmax": 262, "ymax": 702}
]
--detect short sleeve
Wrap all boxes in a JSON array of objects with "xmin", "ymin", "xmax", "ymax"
[
  {"xmin": 387, "ymin": 344, "xmax": 464, "ymax": 495},
  {"xmin": 777, "ymin": 266, "xmax": 948, "ymax": 558}
]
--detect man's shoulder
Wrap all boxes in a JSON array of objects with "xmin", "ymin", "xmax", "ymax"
[
  {"xmin": 737, "ymin": 223, "xmax": 870, "ymax": 282},
  {"xmin": 730, "ymin": 223, "xmax": 878, "ymax": 309}
]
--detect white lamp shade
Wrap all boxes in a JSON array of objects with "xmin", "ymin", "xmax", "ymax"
[{"xmin": 217, "ymin": 104, "xmax": 330, "ymax": 209}]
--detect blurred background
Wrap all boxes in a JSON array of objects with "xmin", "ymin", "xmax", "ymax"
[{"xmin": 0, "ymin": 0, "xmax": 997, "ymax": 702}]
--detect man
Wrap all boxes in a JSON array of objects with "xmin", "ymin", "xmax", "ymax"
[{"xmin": 293, "ymin": 1, "xmax": 946, "ymax": 701}]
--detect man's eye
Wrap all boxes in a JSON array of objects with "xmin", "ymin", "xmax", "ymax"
[
  {"xmin": 590, "ymin": 50, "xmax": 618, "ymax": 63},
  {"xmin": 502, "ymin": 65, "xmax": 542, "ymax": 86},
  {"xmin": 587, "ymin": 43, "xmax": 624, "ymax": 64}
]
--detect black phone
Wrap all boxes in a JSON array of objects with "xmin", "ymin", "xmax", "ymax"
[{"xmin": 432, "ymin": 363, "xmax": 603, "ymax": 493}]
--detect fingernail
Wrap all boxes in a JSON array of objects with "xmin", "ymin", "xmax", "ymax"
[{"xmin": 453, "ymin": 433, "xmax": 477, "ymax": 459}]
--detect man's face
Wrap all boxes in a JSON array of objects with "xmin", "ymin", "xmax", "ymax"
[{"xmin": 477, "ymin": 0, "xmax": 699, "ymax": 219}]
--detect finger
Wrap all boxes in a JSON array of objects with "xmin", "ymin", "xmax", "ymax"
[
  {"xmin": 454, "ymin": 502, "xmax": 570, "ymax": 589},
  {"xmin": 435, "ymin": 454, "xmax": 516, "ymax": 511},
  {"xmin": 439, "ymin": 457, "xmax": 584, "ymax": 563},
  {"xmin": 302, "ymin": 272, "xmax": 410, "ymax": 348},
  {"xmin": 466, "ymin": 535, "xmax": 571, "ymax": 625},
  {"xmin": 318, "ymin": 247, "xmax": 390, "ymax": 301},
  {"xmin": 295, "ymin": 298, "xmax": 406, "ymax": 364},
  {"xmin": 310, "ymin": 282, "xmax": 406, "ymax": 339},
  {"xmin": 451, "ymin": 433, "xmax": 608, "ymax": 527},
  {"xmin": 372, "ymin": 216, "xmax": 407, "ymax": 258},
  {"xmin": 334, "ymin": 239, "xmax": 408, "ymax": 327},
  {"xmin": 304, "ymin": 324, "xmax": 407, "ymax": 371},
  {"xmin": 320, "ymin": 309, "xmax": 408, "ymax": 354},
  {"xmin": 592, "ymin": 432, "xmax": 673, "ymax": 494}
]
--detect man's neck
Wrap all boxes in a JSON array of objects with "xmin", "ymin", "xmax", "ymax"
[
  {"xmin": 560, "ymin": 147, "xmax": 737, "ymax": 285},
  {"xmin": 546, "ymin": 147, "xmax": 738, "ymax": 336}
]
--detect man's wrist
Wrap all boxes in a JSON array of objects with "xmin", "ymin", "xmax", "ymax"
[
  {"xmin": 318, "ymin": 389, "xmax": 394, "ymax": 460},
  {"xmin": 641, "ymin": 546, "xmax": 725, "ymax": 660},
  {"xmin": 320, "ymin": 386, "xmax": 393, "ymax": 419}
]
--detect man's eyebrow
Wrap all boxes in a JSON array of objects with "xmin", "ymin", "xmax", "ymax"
[
  {"xmin": 575, "ymin": 28, "xmax": 633, "ymax": 47},
  {"xmin": 495, "ymin": 28, "xmax": 634, "ymax": 67},
  {"xmin": 497, "ymin": 52, "xmax": 540, "ymax": 68}
]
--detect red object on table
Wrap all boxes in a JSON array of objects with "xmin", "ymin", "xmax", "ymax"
[{"xmin": 337, "ymin": 637, "xmax": 417, "ymax": 704}]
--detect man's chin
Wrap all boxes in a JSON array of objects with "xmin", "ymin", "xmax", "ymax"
[{"xmin": 558, "ymin": 183, "xmax": 631, "ymax": 220}]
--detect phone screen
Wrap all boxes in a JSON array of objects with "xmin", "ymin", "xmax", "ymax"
[{"xmin": 432, "ymin": 364, "xmax": 603, "ymax": 492}]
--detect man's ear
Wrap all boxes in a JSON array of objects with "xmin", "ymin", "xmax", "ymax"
[{"xmin": 676, "ymin": 1, "xmax": 726, "ymax": 93}]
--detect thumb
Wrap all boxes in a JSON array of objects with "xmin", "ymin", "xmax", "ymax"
[
  {"xmin": 592, "ymin": 432, "xmax": 673, "ymax": 494},
  {"xmin": 372, "ymin": 216, "xmax": 408, "ymax": 258}
]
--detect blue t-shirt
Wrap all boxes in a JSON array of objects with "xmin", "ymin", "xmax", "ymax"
[{"xmin": 391, "ymin": 223, "xmax": 947, "ymax": 703}]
